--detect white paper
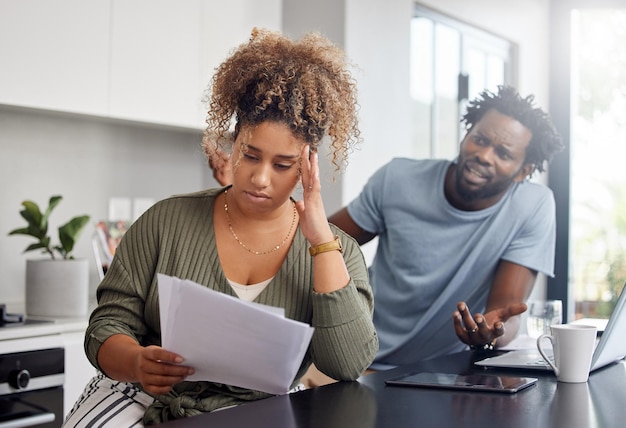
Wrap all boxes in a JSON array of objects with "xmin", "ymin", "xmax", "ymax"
[{"xmin": 157, "ymin": 274, "xmax": 314, "ymax": 395}]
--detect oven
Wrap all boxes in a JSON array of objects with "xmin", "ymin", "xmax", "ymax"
[{"xmin": 0, "ymin": 346, "xmax": 64, "ymax": 428}]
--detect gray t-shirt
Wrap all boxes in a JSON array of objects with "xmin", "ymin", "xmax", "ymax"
[{"xmin": 348, "ymin": 158, "xmax": 556, "ymax": 369}]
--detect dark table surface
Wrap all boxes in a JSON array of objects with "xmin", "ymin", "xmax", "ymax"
[{"xmin": 157, "ymin": 351, "xmax": 626, "ymax": 428}]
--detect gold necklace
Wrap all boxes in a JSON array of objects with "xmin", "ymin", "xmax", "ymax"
[{"xmin": 224, "ymin": 189, "xmax": 297, "ymax": 255}]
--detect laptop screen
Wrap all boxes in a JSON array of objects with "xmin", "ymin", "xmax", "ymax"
[{"xmin": 589, "ymin": 283, "xmax": 626, "ymax": 370}]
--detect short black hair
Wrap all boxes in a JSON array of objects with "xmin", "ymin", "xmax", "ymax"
[{"xmin": 461, "ymin": 85, "xmax": 564, "ymax": 176}]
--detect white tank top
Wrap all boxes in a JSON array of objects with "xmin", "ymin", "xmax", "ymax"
[{"xmin": 227, "ymin": 277, "xmax": 273, "ymax": 302}]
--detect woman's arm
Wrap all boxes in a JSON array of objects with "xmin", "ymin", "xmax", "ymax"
[{"xmin": 309, "ymin": 232, "xmax": 378, "ymax": 380}]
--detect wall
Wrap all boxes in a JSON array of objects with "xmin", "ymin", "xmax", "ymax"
[{"xmin": 0, "ymin": 106, "xmax": 217, "ymax": 305}]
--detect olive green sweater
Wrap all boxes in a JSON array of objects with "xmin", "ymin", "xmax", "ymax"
[{"xmin": 85, "ymin": 188, "xmax": 377, "ymax": 424}]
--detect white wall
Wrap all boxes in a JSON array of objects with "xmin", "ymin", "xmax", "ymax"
[
  {"xmin": 0, "ymin": 107, "xmax": 216, "ymax": 305},
  {"xmin": 344, "ymin": 0, "xmax": 415, "ymax": 204}
]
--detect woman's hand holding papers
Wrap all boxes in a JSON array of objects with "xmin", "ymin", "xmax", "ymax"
[{"xmin": 98, "ymin": 333, "xmax": 195, "ymax": 395}]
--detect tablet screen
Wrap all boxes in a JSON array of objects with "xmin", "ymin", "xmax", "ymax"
[{"xmin": 385, "ymin": 372, "xmax": 537, "ymax": 393}]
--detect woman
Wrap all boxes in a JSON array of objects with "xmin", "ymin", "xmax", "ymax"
[{"xmin": 63, "ymin": 28, "xmax": 377, "ymax": 426}]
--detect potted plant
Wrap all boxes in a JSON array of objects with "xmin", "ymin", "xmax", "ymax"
[{"xmin": 9, "ymin": 195, "xmax": 91, "ymax": 318}]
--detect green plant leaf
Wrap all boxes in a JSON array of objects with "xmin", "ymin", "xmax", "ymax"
[
  {"xmin": 7, "ymin": 227, "xmax": 36, "ymax": 237},
  {"xmin": 19, "ymin": 201, "xmax": 46, "ymax": 238},
  {"xmin": 42, "ymin": 195, "xmax": 62, "ymax": 231},
  {"xmin": 58, "ymin": 215, "xmax": 91, "ymax": 259},
  {"xmin": 24, "ymin": 242, "xmax": 49, "ymax": 252}
]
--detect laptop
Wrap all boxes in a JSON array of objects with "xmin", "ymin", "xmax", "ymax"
[{"xmin": 475, "ymin": 284, "xmax": 626, "ymax": 372}]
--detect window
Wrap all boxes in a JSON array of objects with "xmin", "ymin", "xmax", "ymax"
[
  {"xmin": 549, "ymin": 0, "xmax": 626, "ymax": 321},
  {"xmin": 410, "ymin": 4, "xmax": 516, "ymax": 160}
]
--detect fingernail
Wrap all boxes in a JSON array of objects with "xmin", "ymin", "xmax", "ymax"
[{"xmin": 174, "ymin": 356, "xmax": 183, "ymax": 363}]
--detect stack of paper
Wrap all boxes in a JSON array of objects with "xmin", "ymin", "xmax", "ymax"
[{"xmin": 157, "ymin": 274, "xmax": 315, "ymax": 394}]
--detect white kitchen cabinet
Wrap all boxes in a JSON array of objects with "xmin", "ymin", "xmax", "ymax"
[
  {"xmin": 0, "ymin": 0, "xmax": 204, "ymax": 129},
  {"xmin": 0, "ymin": 0, "xmax": 110, "ymax": 117},
  {"xmin": 109, "ymin": 0, "xmax": 282, "ymax": 129},
  {"xmin": 0, "ymin": 0, "xmax": 281, "ymax": 129},
  {"xmin": 198, "ymin": 0, "xmax": 282, "ymax": 103},
  {"xmin": 62, "ymin": 330, "xmax": 97, "ymax": 417},
  {"xmin": 108, "ymin": 0, "xmax": 205, "ymax": 129}
]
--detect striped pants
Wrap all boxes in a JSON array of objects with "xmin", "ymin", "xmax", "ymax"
[{"xmin": 62, "ymin": 373, "xmax": 154, "ymax": 428}]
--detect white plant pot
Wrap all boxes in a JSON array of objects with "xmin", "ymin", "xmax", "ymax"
[{"xmin": 25, "ymin": 258, "xmax": 89, "ymax": 318}]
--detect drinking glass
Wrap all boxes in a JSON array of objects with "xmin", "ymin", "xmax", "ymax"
[{"xmin": 526, "ymin": 300, "xmax": 563, "ymax": 338}]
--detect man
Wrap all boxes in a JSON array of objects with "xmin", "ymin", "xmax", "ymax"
[
  {"xmin": 328, "ymin": 85, "xmax": 563, "ymax": 369},
  {"xmin": 209, "ymin": 85, "xmax": 563, "ymax": 372}
]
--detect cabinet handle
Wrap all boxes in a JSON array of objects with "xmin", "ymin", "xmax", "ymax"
[{"xmin": 0, "ymin": 412, "xmax": 55, "ymax": 428}]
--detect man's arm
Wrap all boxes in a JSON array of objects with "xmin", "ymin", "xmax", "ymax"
[
  {"xmin": 328, "ymin": 207, "xmax": 377, "ymax": 245},
  {"xmin": 486, "ymin": 260, "xmax": 537, "ymax": 312},
  {"xmin": 454, "ymin": 260, "xmax": 537, "ymax": 347},
  {"xmin": 485, "ymin": 260, "xmax": 537, "ymax": 344}
]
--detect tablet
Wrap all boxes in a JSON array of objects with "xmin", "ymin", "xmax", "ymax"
[{"xmin": 385, "ymin": 372, "xmax": 537, "ymax": 393}]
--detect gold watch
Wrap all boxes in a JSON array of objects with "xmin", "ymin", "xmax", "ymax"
[{"xmin": 309, "ymin": 236, "xmax": 342, "ymax": 256}]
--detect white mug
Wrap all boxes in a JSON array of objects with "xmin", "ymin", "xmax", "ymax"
[{"xmin": 537, "ymin": 324, "xmax": 597, "ymax": 383}]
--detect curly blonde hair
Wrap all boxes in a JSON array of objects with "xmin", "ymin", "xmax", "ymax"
[{"xmin": 202, "ymin": 28, "xmax": 360, "ymax": 173}]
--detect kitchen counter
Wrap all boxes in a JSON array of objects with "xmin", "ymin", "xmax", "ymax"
[
  {"xmin": 0, "ymin": 313, "xmax": 89, "ymax": 364},
  {"xmin": 0, "ymin": 316, "xmax": 89, "ymax": 342},
  {"xmin": 0, "ymin": 299, "xmax": 95, "ymax": 343}
]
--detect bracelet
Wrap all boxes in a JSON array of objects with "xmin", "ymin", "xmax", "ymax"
[
  {"xmin": 309, "ymin": 236, "xmax": 342, "ymax": 256},
  {"xmin": 469, "ymin": 338, "xmax": 497, "ymax": 352}
]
